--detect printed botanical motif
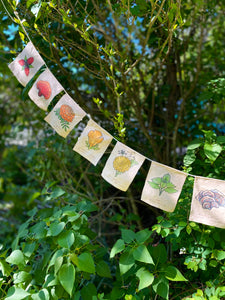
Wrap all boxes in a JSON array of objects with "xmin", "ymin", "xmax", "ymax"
[
  {"xmin": 197, "ymin": 190, "xmax": 225, "ymax": 210},
  {"xmin": 113, "ymin": 150, "xmax": 138, "ymax": 177},
  {"xmin": 86, "ymin": 130, "xmax": 104, "ymax": 150},
  {"xmin": 18, "ymin": 56, "xmax": 34, "ymax": 76},
  {"xmin": 148, "ymin": 173, "xmax": 178, "ymax": 196},
  {"xmin": 55, "ymin": 104, "xmax": 75, "ymax": 131},
  {"xmin": 36, "ymin": 80, "xmax": 52, "ymax": 99}
]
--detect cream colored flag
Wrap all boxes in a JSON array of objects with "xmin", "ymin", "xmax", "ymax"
[
  {"xmin": 73, "ymin": 119, "xmax": 113, "ymax": 166},
  {"xmin": 44, "ymin": 94, "xmax": 86, "ymax": 138},
  {"xmin": 8, "ymin": 42, "xmax": 45, "ymax": 87},
  {"xmin": 28, "ymin": 69, "xmax": 64, "ymax": 111},
  {"xmin": 141, "ymin": 161, "xmax": 187, "ymax": 212},
  {"xmin": 101, "ymin": 142, "xmax": 145, "ymax": 192},
  {"xmin": 189, "ymin": 177, "xmax": 225, "ymax": 228}
]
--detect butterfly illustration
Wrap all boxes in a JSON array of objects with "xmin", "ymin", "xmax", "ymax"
[{"xmin": 18, "ymin": 56, "xmax": 34, "ymax": 76}]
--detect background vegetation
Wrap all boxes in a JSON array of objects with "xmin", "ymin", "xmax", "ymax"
[{"xmin": 0, "ymin": 0, "xmax": 224, "ymax": 299}]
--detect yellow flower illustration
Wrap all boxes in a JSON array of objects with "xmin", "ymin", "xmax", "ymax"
[{"xmin": 113, "ymin": 156, "xmax": 131, "ymax": 174}]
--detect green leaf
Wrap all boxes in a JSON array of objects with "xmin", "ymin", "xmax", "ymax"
[
  {"xmin": 57, "ymin": 231, "xmax": 74, "ymax": 249},
  {"xmin": 184, "ymin": 150, "xmax": 196, "ymax": 166},
  {"xmin": 153, "ymin": 276, "xmax": 169, "ymax": 299},
  {"xmin": 204, "ymin": 143, "xmax": 222, "ymax": 162},
  {"xmin": 135, "ymin": 229, "xmax": 152, "ymax": 244},
  {"xmin": 187, "ymin": 139, "xmax": 202, "ymax": 150},
  {"xmin": 164, "ymin": 266, "xmax": 187, "ymax": 281},
  {"xmin": 151, "ymin": 244, "xmax": 167, "ymax": 264},
  {"xmin": 13, "ymin": 271, "xmax": 32, "ymax": 284},
  {"xmin": 217, "ymin": 136, "xmax": 225, "ymax": 144},
  {"xmin": 151, "ymin": 177, "xmax": 162, "ymax": 184},
  {"xmin": 77, "ymin": 253, "xmax": 95, "ymax": 273},
  {"xmin": 148, "ymin": 181, "xmax": 160, "ymax": 189},
  {"xmin": 54, "ymin": 256, "xmax": 63, "ymax": 274},
  {"xmin": 213, "ymin": 250, "xmax": 225, "ymax": 261},
  {"xmin": 31, "ymin": 289, "xmax": 50, "ymax": 300},
  {"xmin": 162, "ymin": 174, "xmax": 171, "ymax": 183},
  {"xmin": 164, "ymin": 187, "xmax": 177, "ymax": 194},
  {"xmin": 121, "ymin": 229, "xmax": 136, "ymax": 243},
  {"xmin": 119, "ymin": 250, "xmax": 135, "ymax": 275},
  {"xmin": 80, "ymin": 283, "xmax": 97, "ymax": 300},
  {"xmin": 0, "ymin": 260, "xmax": 12, "ymax": 276},
  {"xmin": 6, "ymin": 250, "xmax": 25, "ymax": 267},
  {"xmin": 58, "ymin": 263, "xmax": 75, "ymax": 297},
  {"xmin": 30, "ymin": 221, "xmax": 47, "ymax": 239},
  {"xmin": 48, "ymin": 222, "xmax": 65, "ymax": 236},
  {"xmin": 136, "ymin": 267, "xmax": 154, "ymax": 290},
  {"xmin": 96, "ymin": 261, "xmax": 112, "ymax": 278},
  {"xmin": 47, "ymin": 249, "xmax": 64, "ymax": 272},
  {"xmin": 133, "ymin": 245, "xmax": 154, "ymax": 265},
  {"xmin": 110, "ymin": 239, "xmax": 125, "ymax": 258},
  {"xmin": 5, "ymin": 287, "xmax": 30, "ymax": 300}
]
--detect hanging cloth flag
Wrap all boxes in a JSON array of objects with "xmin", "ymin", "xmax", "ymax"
[
  {"xmin": 141, "ymin": 161, "xmax": 187, "ymax": 212},
  {"xmin": 28, "ymin": 69, "xmax": 64, "ymax": 111},
  {"xmin": 101, "ymin": 142, "xmax": 145, "ymax": 191},
  {"xmin": 189, "ymin": 177, "xmax": 225, "ymax": 228},
  {"xmin": 44, "ymin": 94, "xmax": 86, "ymax": 138},
  {"xmin": 8, "ymin": 42, "xmax": 45, "ymax": 87},
  {"xmin": 73, "ymin": 119, "xmax": 113, "ymax": 166}
]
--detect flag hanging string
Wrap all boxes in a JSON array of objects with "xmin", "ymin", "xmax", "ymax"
[{"xmin": 3, "ymin": 6, "xmax": 199, "ymax": 180}]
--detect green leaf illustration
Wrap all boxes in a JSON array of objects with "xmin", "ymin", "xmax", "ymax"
[{"xmin": 148, "ymin": 173, "xmax": 177, "ymax": 196}]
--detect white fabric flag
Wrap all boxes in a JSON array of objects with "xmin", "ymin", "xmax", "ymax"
[
  {"xmin": 28, "ymin": 69, "xmax": 64, "ymax": 111},
  {"xmin": 101, "ymin": 142, "xmax": 145, "ymax": 192},
  {"xmin": 44, "ymin": 94, "xmax": 86, "ymax": 138},
  {"xmin": 141, "ymin": 161, "xmax": 187, "ymax": 212},
  {"xmin": 189, "ymin": 177, "xmax": 225, "ymax": 228},
  {"xmin": 8, "ymin": 42, "xmax": 45, "ymax": 87},
  {"xmin": 73, "ymin": 119, "xmax": 113, "ymax": 166}
]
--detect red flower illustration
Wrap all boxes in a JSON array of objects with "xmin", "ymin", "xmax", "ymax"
[{"xmin": 18, "ymin": 56, "xmax": 34, "ymax": 76}]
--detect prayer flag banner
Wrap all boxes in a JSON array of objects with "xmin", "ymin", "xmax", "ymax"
[
  {"xmin": 141, "ymin": 161, "xmax": 187, "ymax": 212},
  {"xmin": 28, "ymin": 69, "xmax": 64, "ymax": 111},
  {"xmin": 101, "ymin": 142, "xmax": 145, "ymax": 191},
  {"xmin": 44, "ymin": 94, "xmax": 86, "ymax": 138},
  {"xmin": 73, "ymin": 119, "xmax": 113, "ymax": 166},
  {"xmin": 8, "ymin": 42, "xmax": 45, "ymax": 87},
  {"xmin": 189, "ymin": 177, "xmax": 225, "ymax": 228}
]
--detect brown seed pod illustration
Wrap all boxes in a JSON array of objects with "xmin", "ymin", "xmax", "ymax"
[
  {"xmin": 88, "ymin": 130, "xmax": 104, "ymax": 148},
  {"xmin": 60, "ymin": 104, "xmax": 75, "ymax": 122},
  {"xmin": 36, "ymin": 80, "xmax": 52, "ymax": 99}
]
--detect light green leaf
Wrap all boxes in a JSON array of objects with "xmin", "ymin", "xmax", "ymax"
[
  {"xmin": 162, "ymin": 174, "xmax": 171, "ymax": 183},
  {"xmin": 44, "ymin": 274, "xmax": 58, "ymax": 287},
  {"xmin": 77, "ymin": 253, "xmax": 95, "ymax": 273},
  {"xmin": 58, "ymin": 263, "xmax": 75, "ymax": 297},
  {"xmin": 5, "ymin": 287, "xmax": 30, "ymax": 300},
  {"xmin": 136, "ymin": 267, "xmax": 154, "ymax": 290},
  {"xmin": 110, "ymin": 239, "xmax": 125, "ymax": 258},
  {"xmin": 13, "ymin": 271, "xmax": 32, "ymax": 284},
  {"xmin": 47, "ymin": 249, "xmax": 64, "ymax": 272},
  {"xmin": 148, "ymin": 181, "xmax": 160, "ymax": 189},
  {"xmin": 133, "ymin": 245, "xmax": 154, "ymax": 265},
  {"xmin": 96, "ymin": 261, "xmax": 112, "ymax": 278},
  {"xmin": 54, "ymin": 256, "xmax": 63, "ymax": 274},
  {"xmin": 204, "ymin": 143, "xmax": 222, "ymax": 162},
  {"xmin": 184, "ymin": 150, "xmax": 196, "ymax": 166},
  {"xmin": 119, "ymin": 250, "xmax": 135, "ymax": 275},
  {"xmin": 151, "ymin": 177, "xmax": 162, "ymax": 184},
  {"xmin": 48, "ymin": 222, "xmax": 65, "ymax": 236},
  {"xmin": 121, "ymin": 229, "xmax": 136, "ymax": 243},
  {"xmin": 164, "ymin": 187, "xmax": 177, "ymax": 194},
  {"xmin": 6, "ymin": 250, "xmax": 25, "ymax": 266},
  {"xmin": 164, "ymin": 266, "xmax": 187, "ymax": 281},
  {"xmin": 135, "ymin": 229, "xmax": 151, "ymax": 244},
  {"xmin": 153, "ymin": 276, "xmax": 169, "ymax": 299},
  {"xmin": 0, "ymin": 260, "xmax": 12, "ymax": 276},
  {"xmin": 31, "ymin": 289, "xmax": 50, "ymax": 300},
  {"xmin": 187, "ymin": 139, "xmax": 202, "ymax": 150},
  {"xmin": 57, "ymin": 231, "xmax": 74, "ymax": 249}
]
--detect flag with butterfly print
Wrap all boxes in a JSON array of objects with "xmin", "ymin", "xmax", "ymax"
[
  {"xmin": 189, "ymin": 177, "xmax": 225, "ymax": 228},
  {"xmin": 28, "ymin": 69, "xmax": 64, "ymax": 111},
  {"xmin": 73, "ymin": 119, "xmax": 113, "ymax": 166},
  {"xmin": 44, "ymin": 94, "xmax": 86, "ymax": 138},
  {"xmin": 101, "ymin": 142, "xmax": 145, "ymax": 191},
  {"xmin": 8, "ymin": 42, "xmax": 45, "ymax": 87}
]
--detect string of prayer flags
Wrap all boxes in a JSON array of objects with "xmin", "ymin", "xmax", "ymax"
[
  {"xmin": 73, "ymin": 119, "xmax": 113, "ymax": 166},
  {"xmin": 28, "ymin": 69, "xmax": 64, "ymax": 111},
  {"xmin": 8, "ymin": 42, "xmax": 45, "ymax": 87},
  {"xmin": 101, "ymin": 142, "xmax": 145, "ymax": 191},
  {"xmin": 141, "ymin": 162, "xmax": 187, "ymax": 212},
  {"xmin": 44, "ymin": 94, "xmax": 86, "ymax": 138},
  {"xmin": 189, "ymin": 177, "xmax": 225, "ymax": 228}
]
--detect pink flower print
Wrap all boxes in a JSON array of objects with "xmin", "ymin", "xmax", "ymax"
[{"xmin": 18, "ymin": 56, "xmax": 34, "ymax": 76}]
